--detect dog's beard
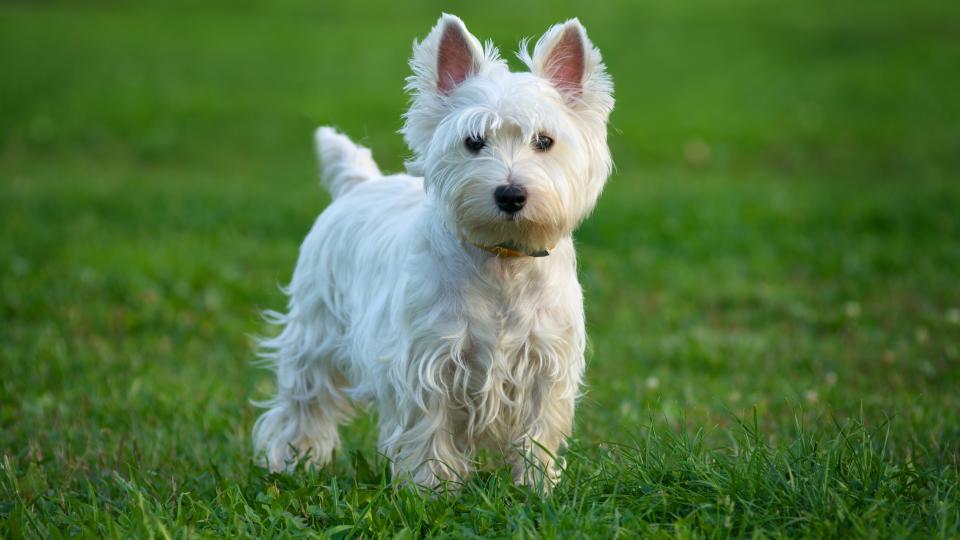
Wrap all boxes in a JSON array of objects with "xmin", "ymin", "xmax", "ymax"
[
  {"xmin": 454, "ymin": 207, "xmax": 564, "ymax": 255},
  {"xmin": 444, "ymin": 175, "xmax": 571, "ymax": 254}
]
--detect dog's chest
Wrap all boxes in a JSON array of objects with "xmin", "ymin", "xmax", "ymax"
[
  {"xmin": 447, "ymin": 270, "xmax": 577, "ymax": 437},
  {"xmin": 464, "ymin": 271, "xmax": 567, "ymax": 371}
]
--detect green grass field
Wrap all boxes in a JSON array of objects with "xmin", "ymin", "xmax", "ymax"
[{"xmin": 2, "ymin": 0, "xmax": 959, "ymax": 537}]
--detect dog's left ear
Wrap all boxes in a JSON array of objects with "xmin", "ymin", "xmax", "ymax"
[{"xmin": 525, "ymin": 19, "xmax": 614, "ymax": 116}]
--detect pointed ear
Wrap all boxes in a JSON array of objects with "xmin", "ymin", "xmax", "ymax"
[
  {"xmin": 409, "ymin": 14, "xmax": 487, "ymax": 95},
  {"xmin": 403, "ymin": 15, "xmax": 502, "ymax": 173},
  {"xmin": 526, "ymin": 19, "xmax": 613, "ymax": 113}
]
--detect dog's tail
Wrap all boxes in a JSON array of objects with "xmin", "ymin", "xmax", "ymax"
[{"xmin": 314, "ymin": 127, "xmax": 382, "ymax": 199}]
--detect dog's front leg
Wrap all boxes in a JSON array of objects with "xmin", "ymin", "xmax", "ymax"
[
  {"xmin": 510, "ymin": 384, "xmax": 576, "ymax": 491},
  {"xmin": 381, "ymin": 402, "xmax": 472, "ymax": 489}
]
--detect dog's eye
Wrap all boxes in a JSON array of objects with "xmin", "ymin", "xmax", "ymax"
[
  {"xmin": 464, "ymin": 135, "xmax": 486, "ymax": 153},
  {"xmin": 532, "ymin": 133, "xmax": 554, "ymax": 152}
]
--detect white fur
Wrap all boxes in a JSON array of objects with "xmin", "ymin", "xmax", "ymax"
[{"xmin": 253, "ymin": 14, "xmax": 614, "ymax": 489}]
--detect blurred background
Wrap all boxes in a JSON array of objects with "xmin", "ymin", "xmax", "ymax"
[{"xmin": 2, "ymin": 0, "xmax": 958, "ymax": 485}]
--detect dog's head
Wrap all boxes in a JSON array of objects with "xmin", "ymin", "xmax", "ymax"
[{"xmin": 401, "ymin": 14, "xmax": 614, "ymax": 256}]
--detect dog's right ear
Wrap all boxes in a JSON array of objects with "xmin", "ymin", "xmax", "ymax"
[
  {"xmin": 403, "ymin": 14, "xmax": 502, "ymax": 173},
  {"xmin": 408, "ymin": 14, "xmax": 490, "ymax": 96}
]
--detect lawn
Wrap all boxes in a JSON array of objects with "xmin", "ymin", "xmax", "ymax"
[{"xmin": 2, "ymin": 0, "xmax": 959, "ymax": 537}]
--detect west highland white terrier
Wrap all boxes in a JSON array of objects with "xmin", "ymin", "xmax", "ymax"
[{"xmin": 253, "ymin": 13, "xmax": 614, "ymax": 488}]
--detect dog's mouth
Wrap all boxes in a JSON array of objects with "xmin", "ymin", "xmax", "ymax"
[
  {"xmin": 453, "ymin": 194, "xmax": 562, "ymax": 257},
  {"xmin": 461, "ymin": 215, "xmax": 561, "ymax": 258}
]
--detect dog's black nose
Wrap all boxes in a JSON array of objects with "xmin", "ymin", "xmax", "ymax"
[{"xmin": 494, "ymin": 184, "xmax": 527, "ymax": 214}]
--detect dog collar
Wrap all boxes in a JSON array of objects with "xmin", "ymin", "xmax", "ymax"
[{"xmin": 470, "ymin": 241, "xmax": 554, "ymax": 258}]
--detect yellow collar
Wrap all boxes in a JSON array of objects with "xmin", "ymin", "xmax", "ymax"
[{"xmin": 470, "ymin": 241, "xmax": 554, "ymax": 258}]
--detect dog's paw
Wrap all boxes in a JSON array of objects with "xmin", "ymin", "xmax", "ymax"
[{"xmin": 253, "ymin": 405, "xmax": 340, "ymax": 472}]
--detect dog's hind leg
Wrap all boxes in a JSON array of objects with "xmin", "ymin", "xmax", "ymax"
[
  {"xmin": 252, "ymin": 311, "xmax": 353, "ymax": 472},
  {"xmin": 252, "ymin": 128, "xmax": 372, "ymax": 472}
]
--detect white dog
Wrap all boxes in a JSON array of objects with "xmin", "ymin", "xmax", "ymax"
[{"xmin": 253, "ymin": 13, "xmax": 614, "ymax": 488}]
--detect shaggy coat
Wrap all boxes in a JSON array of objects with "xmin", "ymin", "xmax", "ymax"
[{"xmin": 253, "ymin": 13, "xmax": 614, "ymax": 488}]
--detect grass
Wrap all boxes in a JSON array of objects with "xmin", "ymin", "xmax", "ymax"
[{"xmin": 1, "ymin": 0, "xmax": 959, "ymax": 537}]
